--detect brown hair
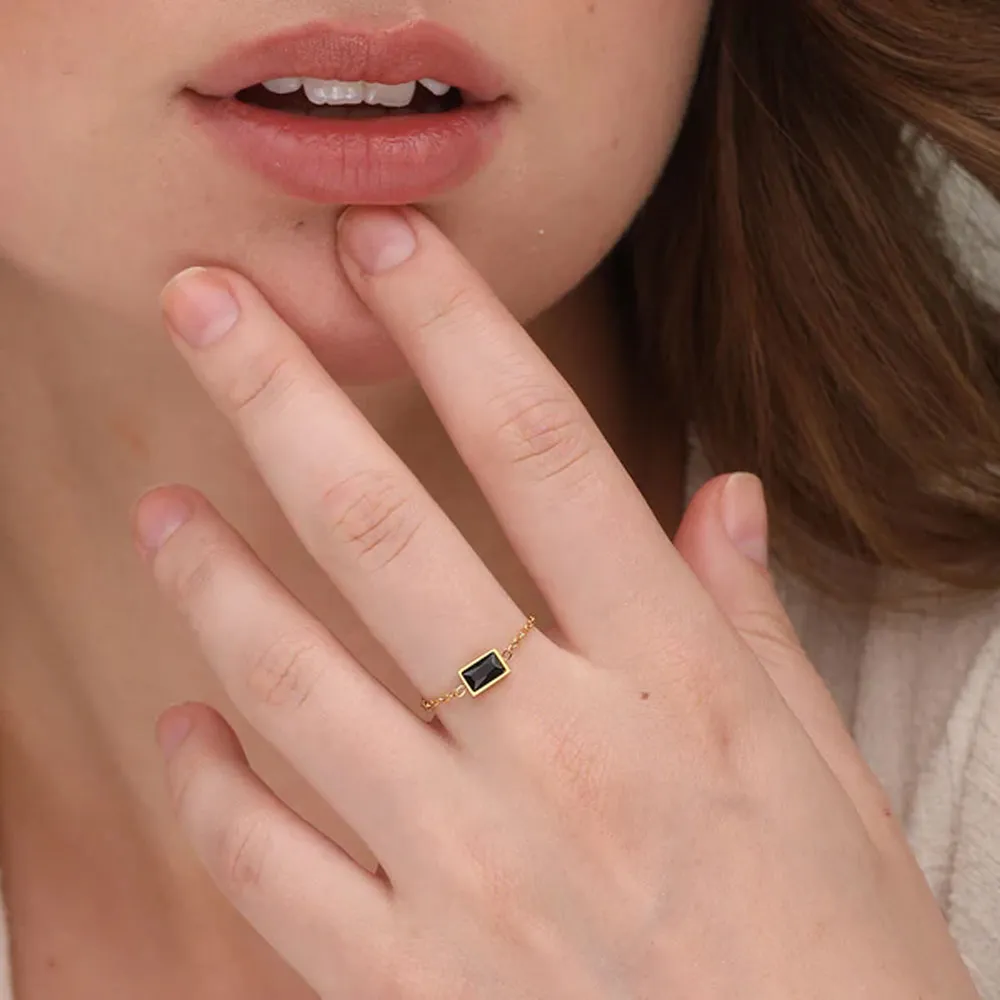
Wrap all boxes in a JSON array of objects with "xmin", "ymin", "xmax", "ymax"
[{"xmin": 624, "ymin": 0, "xmax": 1000, "ymax": 601}]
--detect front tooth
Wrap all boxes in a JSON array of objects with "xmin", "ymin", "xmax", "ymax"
[
  {"xmin": 419, "ymin": 78, "xmax": 451, "ymax": 97},
  {"xmin": 329, "ymin": 81, "xmax": 365, "ymax": 104},
  {"xmin": 263, "ymin": 77, "xmax": 303, "ymax": 94},
  {"xmin": 363, "ymin": 81, "xmax": 417, "ymax": 107},
  {"xmin": 303, "ymin": 79, "xmax": 332, "ymax": 105},
  {"xmin": 303, "ymin": 79, "xmax": 365, "ymax": 105}
]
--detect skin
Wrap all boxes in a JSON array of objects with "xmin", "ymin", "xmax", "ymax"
[
  {"xmin": 146, "ymin": 208, "xmax": 977, "ymax": 998},
  {"xmin": 0, "ymin": 1, "xmax": 980, "ymax": 999},
  {"xmin": 0, "ymin": 0, "xmax": 710, "ymax": 384},
  {"xmin": 0, "ymin": 0, "xmax": 703, "ymax": 995}
]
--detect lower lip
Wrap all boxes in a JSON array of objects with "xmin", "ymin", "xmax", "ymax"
[{"xmin": 184, "ymin": 92, "xmax": 506, "ymax": 204}]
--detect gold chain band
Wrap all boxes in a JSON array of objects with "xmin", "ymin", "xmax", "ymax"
[{"xmin": 420, "ymin": 615, "xmax": 537, "ymax": 713}]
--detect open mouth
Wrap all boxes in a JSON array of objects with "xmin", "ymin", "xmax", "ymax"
[
  {"xmin": 235, "ymin": 77, "xmax": 467, "ymax": 120},
  {"xmin": 187, "ymin": 20, "xmax": 509, "ymax": 203}
]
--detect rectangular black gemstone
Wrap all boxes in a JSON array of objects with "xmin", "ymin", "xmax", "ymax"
[{"xmin": 460, "ymin": 651, "xmax": 509, "ymax": 695}]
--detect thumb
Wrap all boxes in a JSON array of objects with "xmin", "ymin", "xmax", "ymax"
[
  {"xmin": 674, "ymin": 474, "xmax": 873, "ymax": 786},
  {"xmin": 674, "ymin": 473, "xmax": 806, "ymax": 671},
  {"xmin": 675, "ymin": 475, "xmax": 903, "ymax": 839}
]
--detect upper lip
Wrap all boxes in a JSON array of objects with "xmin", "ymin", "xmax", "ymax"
[{"xmin": 190, "ymin": 19, "xmax": 509, "ymax": 103}]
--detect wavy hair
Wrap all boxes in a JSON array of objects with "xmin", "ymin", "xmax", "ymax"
[{"xmin": 623, "ymin": 0, "xmax": 1000, "ymax": 601}]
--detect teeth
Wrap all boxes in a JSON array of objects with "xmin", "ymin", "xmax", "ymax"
[
  {"xmin": 262, "ymin": 77, "xmax": 304, "ymax": 94},
  {"xmin": 260, "ymin": 77, "xmax": 454, "ymax": 107},
  {"xmin": 303, "ymin": 78, "xmax": 365, "ymax": 105},
  {"xmin": 363, "ymin": 81, "xmax": 417, "ymax": 108},
  {"xmin": 419, "ymin": 78, "xmax": 451, "ymax": 96}
]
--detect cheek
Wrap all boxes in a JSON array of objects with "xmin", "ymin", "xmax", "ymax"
[
  {"xmin": 0, "ymin": 0, "xmax": 710, "ymax": 388},
  {"xmin": 426, "ymin": 0, "xmax": 712, "ymax": 337},
  {"xmin": 0, "ymin": 0, "xmax": 408, "ymax": 384},
  {"xmin": 0, "ymin": 93, "xmax": 408, "ymax": 384}
]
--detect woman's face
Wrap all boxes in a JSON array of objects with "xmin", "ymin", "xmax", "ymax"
[{"xmin": 0, "ymin": 1, "xmax": 711, "ymax": 383}]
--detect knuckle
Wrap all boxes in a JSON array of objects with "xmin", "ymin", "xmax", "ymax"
[
  {"xmin": 413, "ymin": 285, "xmax": 479, "ymax": 339},
  {"xmin": 533, "ymin": 714, "xmax": 620, "ymax": 818},
  {"xmin": 163, "ymin": 745, "xmax": 276, "ymax": 902},
  {"xmin": 654, "ymin": 640, "xmax": 756, "ymax": 781},
  {"xmin": 168, "ymin": 539, "xmax": 230, "ymax": 612},
  {"xmin": 699, "ymin": 703, "xmax": 743, "ymax": 774},
  {"xmin": 653, "ymin": 622, "xmax": 724, "ymax": 710},
  {"xmin": 244, "ymin": 629, "xmax": 329, "ymax": 711},
  {"xmin": 319, "ymin": 469, "xmax": 424, "ymax": 573},
  {"xmin": 167, "ymin": 754, "xmax": 209, "ymax": 826},
  {"xmin": 488, "ymin": 386, "xmax": 594, "ymax": 484},
  {"xmin": 224, "ymin": 350, "xmax": 299, "ymax": 417},
  {"xmin": 215, "ymin": 811, "xmax": 273, "ymax": 896},
  {"xmin": 689, "ymin": 684, "xmax": 758, "ymax": 783},
  {"xmin": 732, "ymin": 606, "xmax": 804, "ymax": 661}
]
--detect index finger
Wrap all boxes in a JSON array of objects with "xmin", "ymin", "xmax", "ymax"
[{"xmin": 336, "ymin": 207, "xmax": 714, "ymax": 667}]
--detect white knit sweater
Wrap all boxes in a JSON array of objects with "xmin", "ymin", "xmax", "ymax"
[{"xmin": 2, "ymin": 439, "xmax": 1000, "ymax": 998}]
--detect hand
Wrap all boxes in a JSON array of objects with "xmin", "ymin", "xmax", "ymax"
[{"xmin": 135, "ymin": 207, "xmax": 979, "ymax": 999}]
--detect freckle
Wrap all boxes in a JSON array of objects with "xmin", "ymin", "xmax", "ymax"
[
  {"xmin": 293, "ymin": 220, "xmax": 306, "ymax": 230},
  {"xmin": 640, "ymin": 691, "xmax": 650, "ymax": 701},
  {"xmin": 109, "ymin": 415, "xmax": 150, "ymax": 460},
  {"xmin": 45, "ymin": 956, "xmax": 57, "ymax": 969},
  {"xmin": 587, "ymin": 1, "xmax": 596, "ymax": 12}
]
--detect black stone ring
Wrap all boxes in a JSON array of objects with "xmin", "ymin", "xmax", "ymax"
[{"xmin": 419, "ymin": 615, "xmax": 537, "ymax": 714}]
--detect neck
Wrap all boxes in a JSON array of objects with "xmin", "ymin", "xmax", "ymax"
[{"xmin": 0, "ymin": 257, "xmax": 685, "ymax": 994}]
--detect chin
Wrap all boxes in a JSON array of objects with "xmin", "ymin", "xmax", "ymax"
[
  {"xmin": 178, "ymin": 209, "xmax": 417, "ymax": 386},
  {"xmin": 250, "ymin": 260, "xmax": 414, "ymax": 387},
  {"xmin": 146, "ymin": 159, "xmax": 601, "ymax": 388},
  {"xmin": 274, "ymin": 296, "xmax": 414, "ymax": 387}
]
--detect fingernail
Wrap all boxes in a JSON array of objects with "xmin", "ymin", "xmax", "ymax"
[
  {"xmin": 134, "ymin": 490, "xmax": 194, "ymax": 556},
  {"xmin": 338, "ymin": 207, "xmax": 417, "ymax": 275},
  {"xmin": 157, "ymin": 709, "xmax": 194, "ymax": 759},
  {"xmin": 722, "ymin": 473, "xmax": 769, "ymax": 568},
  {"xmin": 161, "ymin": 267, "xmax": 240, "ymax": 347}
]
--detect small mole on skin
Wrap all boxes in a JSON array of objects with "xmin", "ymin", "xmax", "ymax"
[
  {"xmin": 640, "ymin": 691, "xmax": 650, "ymax": 701},
  {"xmin": 587, "ymin": 2, "xmax": 596, "ymax": 12},
  {"xmin": 293, "ymin": 220, "xmax": 306, "ymax": 231}
]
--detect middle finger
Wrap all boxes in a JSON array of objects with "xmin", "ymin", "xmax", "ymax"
[
  {"xmin": 336, "ymin": 208, "xmax": 710, "ymax": 672},
  {"xmin": 160, "ymin": 267, "xmax": 563, "ymax": 735}
]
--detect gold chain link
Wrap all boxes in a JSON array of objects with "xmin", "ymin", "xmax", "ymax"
[
  {"xmin": 421, "ymin": 615, "xmax": 537, "ymax": 713},
  {"xmin": 501, "ymin": 615, "xmax": 537, "ymax": 660}
]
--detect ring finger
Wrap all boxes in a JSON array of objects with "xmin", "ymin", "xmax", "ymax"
[{"xmin": 134, "ymin": 485, "xmax": 465, "ymax": 869}]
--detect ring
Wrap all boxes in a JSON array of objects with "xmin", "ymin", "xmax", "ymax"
[{"xmin": 420, "ymin": 615, "xmax": 537, "ymax": 713}]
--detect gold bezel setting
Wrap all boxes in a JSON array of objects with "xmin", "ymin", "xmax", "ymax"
[
  {"xmin": 459, "ymin": 649, "xmax": 511, "ymax": 697},
  {"xmin": 420, "ymin": 616, "xmax": 536, "ymax": 713}
]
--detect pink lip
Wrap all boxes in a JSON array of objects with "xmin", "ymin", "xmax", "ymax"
[
  {"xmin": 193, "ymin": 20, "xmax": 508, "ymax": 101},
  {"xmin": 185, "ymin": 20, "xmax": 510, "ymax": 204}
]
